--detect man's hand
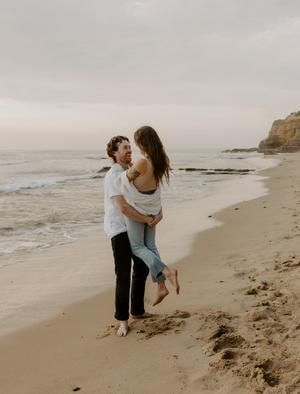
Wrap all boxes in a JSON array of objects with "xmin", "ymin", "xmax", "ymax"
[
  {"xmin": 145, "ymin": 215, "xmax": 155, "ymax": 226},
  {"xmin": 148, "ymin": 210, "xmax": 163, "ymax": 227},
  {"xmin": 112, "ymin": 195, "xmax": 153, "ymax": 224}
]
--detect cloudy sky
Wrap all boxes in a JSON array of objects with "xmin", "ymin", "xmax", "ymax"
[{"xmin": 1, "ymin": 0, "xmax": 300, "ymax": 150}]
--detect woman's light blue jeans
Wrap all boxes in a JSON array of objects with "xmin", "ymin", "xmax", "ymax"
[{"xmin": 125, "ymin": 218, "xmax": 166, "ymax": 283}]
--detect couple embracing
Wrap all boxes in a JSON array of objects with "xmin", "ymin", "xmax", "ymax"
[{"xmin": 103, "ymin": 126, "xmax": 180, "ymax": 337}]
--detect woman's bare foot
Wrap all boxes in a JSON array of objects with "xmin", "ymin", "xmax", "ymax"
[
  {"xmin": 117, "ymin": 321, "xmax": 129, "ymax": 337},
  {"xmin": 163, "ymin": 268, "xmax": 180, "ymax": 294},
  {"xmin": 153, "ymin": 287, "xmax": 169, "ymax": 306}
]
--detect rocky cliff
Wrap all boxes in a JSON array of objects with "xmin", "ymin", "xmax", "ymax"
[{"xmin": 258, "ymin": 111, "xmax": 300, "ymax": 152}]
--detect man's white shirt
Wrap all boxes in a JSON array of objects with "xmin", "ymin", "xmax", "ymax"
[{"xmin": 104, "ymin": 163, "xmax": 127, "ymax": 238}]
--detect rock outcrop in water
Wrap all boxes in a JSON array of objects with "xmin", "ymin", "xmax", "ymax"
[
  {"xmin": 258, "ymin": 111, "xmax": 300, "ymax": 153},
  {"xmin": 178, "ymin": 168, "xmax": 254, "ymax": 175},
  {"xmin": 223, "ymin": 148, "xmax": 258, "ymax": 153},
  {"xmin": 92, "ymin": 166, "xmax": 111, "ymax": 179}
]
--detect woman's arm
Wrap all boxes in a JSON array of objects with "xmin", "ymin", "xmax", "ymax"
[{"xmin": 126, "ymin": 158, "xmax": 147, "ymax": 182}]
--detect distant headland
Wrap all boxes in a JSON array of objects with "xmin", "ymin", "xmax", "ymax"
[
  {"xmin": 258, "ymin": 111, "xmax": 300, "ymax": 153},
  {"xmin": 225, "ymin": 111, "xmax": 300, "ymax": 154}
]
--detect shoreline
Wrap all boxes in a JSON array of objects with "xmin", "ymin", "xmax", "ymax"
[
  {"xmin": 1, "ymin": 152, "xmax": 300, "ymax": 393},
  {"xmin": 0, "ymin": 160, "xmax": 278, "ymax": 337},
  {"xmin": 0, "ymin": 150, "xmax": 278, "ymax": 257}
]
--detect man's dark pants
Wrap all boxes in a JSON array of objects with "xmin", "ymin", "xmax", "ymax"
[{"xmin": 111, "ymin": 231, "xmax": 149, "ymax": 321}]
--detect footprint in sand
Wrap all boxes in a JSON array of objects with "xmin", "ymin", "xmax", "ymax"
[
  {"xmin": 136, "ymin": 310, "xmax": 191, "ymax": 340},
  {"xmin": 274, "ymin": 256, "xmax": 300, "ymax": 272},
  {"xmin": 209, "ymin": 324, "xmax": 234, "ymax": 339},
  {"xmin": 201, "ymin": 293, "xmax": 300, "ymax": 392},
  {"xmin": 211, "ymin": 333, "xmax": 245, "ymax": 353},
  {"xmin": 96, "ymin": 324, "xmax": 117, "ymax": 339},
  {"xmin": 245, "ymin": 280, "xmax": 270, "ymax": 295},
  {"xmin": 209, "ymin": 348, "xmax": 241, "ymax": 370},
  {"xmin": 169, "ymin": 310, "xmax": 191, "ymax": 319},
  {"xmin": 197, "ymin": 312, "xmax": 246, "ymax": 356}
]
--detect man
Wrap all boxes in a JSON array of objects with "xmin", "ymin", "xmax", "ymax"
[{"xmin": 104, "ymin": 136, "xmax": 162, "ymax": 337}]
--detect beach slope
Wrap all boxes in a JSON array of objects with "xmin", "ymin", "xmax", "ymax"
[{"xmin": 1, "ymin": 153, "xmax": 300, "ymax": 394}]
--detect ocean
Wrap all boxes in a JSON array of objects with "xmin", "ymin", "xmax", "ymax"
[
  {"xmin": 0, "ymin": 149, "xmax": 279, "ymax": 264},
  {"xmin": 0, "ymin": 148, "xmax": 280, "ymax": 334}
]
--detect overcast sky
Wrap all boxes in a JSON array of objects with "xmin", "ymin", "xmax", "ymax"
[{"xmin": 1, "ymin": 0, "xmax": 300, "ymax": 150}]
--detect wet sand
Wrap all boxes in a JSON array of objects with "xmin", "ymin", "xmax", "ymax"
[{"xmin": 0, "ymin": 152, "xmax": 300, "ymax": 393}]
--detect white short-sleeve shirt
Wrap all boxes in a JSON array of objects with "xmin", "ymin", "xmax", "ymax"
[{"xmin": 104, "ymin": 163, "xmax": 127, "ymax": 238}]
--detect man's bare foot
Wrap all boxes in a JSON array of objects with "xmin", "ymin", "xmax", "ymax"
[
  {"xmin": 153, "ymin": 288, "xmax": 169, "ymax": 306},
  {"xmin": 117, "ymin": 321, "xmax": 129, "ymax": 337},
  {"xmin": 163, "ymin": 268, "xmax": 180, "ymax": 294}
]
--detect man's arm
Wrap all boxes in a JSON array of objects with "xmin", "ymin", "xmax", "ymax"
[{"xmin": 112, "ymin": 195, "xmax": 153, "ymax": 225}]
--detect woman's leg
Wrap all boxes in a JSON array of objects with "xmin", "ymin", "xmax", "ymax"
[
  {"xmin": 145, "ymin": 224, "xmax": 180, "ymax": 295},
  {"xmin": 125, "ymin": 217, "xmax": 167, "ymax": 282},
  {"xmin": 143, "ymin": 224, "xmax": 170, "ymax": 305},
  {"xmin": 144, "ymin": 225, "xmax": 165, "ymax": 282}
]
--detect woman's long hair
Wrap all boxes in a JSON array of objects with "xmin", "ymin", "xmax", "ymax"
[{"xmin": 134, "ymin": 126, "xmax": 170, "ymax": 184}]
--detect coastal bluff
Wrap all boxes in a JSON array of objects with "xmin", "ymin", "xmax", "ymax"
[{"xmin": 258, "ymin": 111, "xmax": 300, "ymax": 153}]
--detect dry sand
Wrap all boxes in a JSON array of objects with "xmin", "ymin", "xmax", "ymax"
[{"xmin": 0, "ymin": 153, "xmax": 300, "ymax": 394}]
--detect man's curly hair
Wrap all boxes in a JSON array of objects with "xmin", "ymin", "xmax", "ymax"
[{"xmin": 106, "ymin": 136, "xmax": 129, "ymax": 163}]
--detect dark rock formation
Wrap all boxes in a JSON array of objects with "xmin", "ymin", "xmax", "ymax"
[
  {"xmin": 178, "ymin": 168, "xmax": 254, "ymax": 175},
  {"xmin": 97, "ymin": 166, "xmax": 111, "ymax": 173},
  {"xmin": 92, "ymin": 166, "xmax": 111, "ymax": 178},
  {"xmin": 223, "ymin": 148, "xmax": 258, "ymax": 153},
  {"xmin": 258, "ymin": 112, "xmax": 300, "ymax": 153}
]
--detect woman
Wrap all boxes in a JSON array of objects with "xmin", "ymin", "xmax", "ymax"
[{"xmin": 121, "ymin": 125, "xmax": 180, "ymax": 306}]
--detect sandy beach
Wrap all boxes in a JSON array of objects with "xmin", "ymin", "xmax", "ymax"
[{"xmin": 1, "ymin": 152, "xmax": 300, "ymax": 394}]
